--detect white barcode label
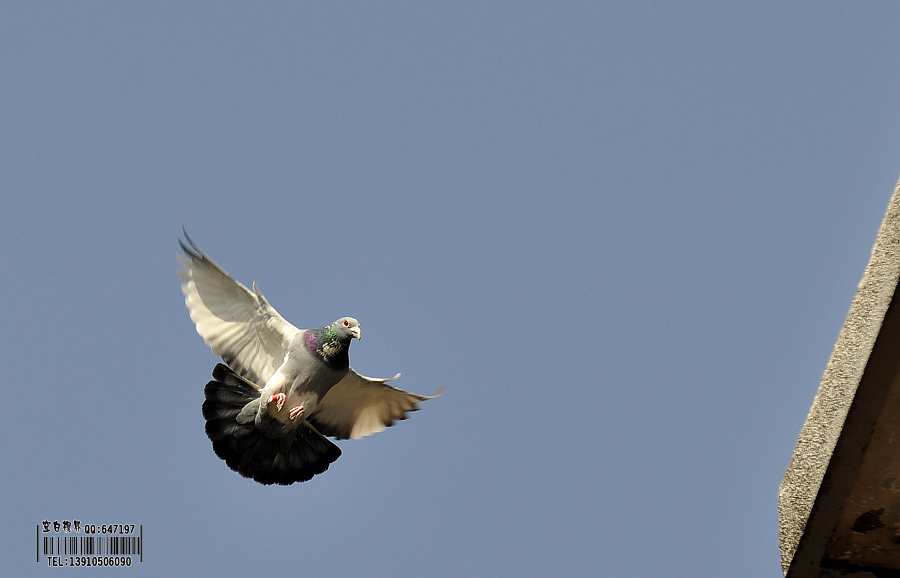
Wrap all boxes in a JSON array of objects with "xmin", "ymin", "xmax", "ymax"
[{"xmin": 37, "ymin": 522, "xmax": 142, "ymax": 567}]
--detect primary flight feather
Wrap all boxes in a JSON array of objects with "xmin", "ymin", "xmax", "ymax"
[{"xmin": 177, "ymin": 232, "xmax": 442, "ymax": 485}]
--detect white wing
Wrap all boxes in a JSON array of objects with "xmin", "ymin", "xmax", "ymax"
[
  {"xmin": 309, "ymin": 369, "xmax": 444, "ymax": 440},
  {"xmin": 177, "ymin": 233, "xmax": 301, "ymax": 385}
]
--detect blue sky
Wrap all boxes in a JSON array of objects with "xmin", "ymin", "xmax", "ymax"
[{"xmin": 2, "ymin": 2, "xmax": 900, "ymax": 576}]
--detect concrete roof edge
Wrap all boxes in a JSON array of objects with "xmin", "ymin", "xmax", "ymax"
[{"xmin": 779, "ymin": 180, "xmax": 900, "ymax": 574}]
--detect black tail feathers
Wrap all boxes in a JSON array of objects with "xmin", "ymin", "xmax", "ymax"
[{"xmin": 201, "ymin": 363, "xmax": 342, "ymax": 485}]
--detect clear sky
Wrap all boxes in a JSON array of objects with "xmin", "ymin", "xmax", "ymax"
[{"xmin": 2, "ymin": 2, "xmax": 900, "ymax": 576}]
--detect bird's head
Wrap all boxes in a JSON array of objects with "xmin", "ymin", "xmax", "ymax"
[
  {"xmin": 330, "ymin": 317, "xmax": 361, "ymax": 341},
  {"xmin": 312, "ymin": 317, "xmax": 360, "ymax": 365}
]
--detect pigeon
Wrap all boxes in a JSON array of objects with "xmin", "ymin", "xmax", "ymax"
[{"xmin": 177, "ymin": 232, "xmax": 442, "ymax": 485}]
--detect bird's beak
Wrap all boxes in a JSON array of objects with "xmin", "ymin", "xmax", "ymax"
[{"xmin": 351, "ymin": 326, "xmax": 361, "ymax": 340}]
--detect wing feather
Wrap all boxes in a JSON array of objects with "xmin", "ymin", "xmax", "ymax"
[
  {"xmin": 309, "ymin": 369, "xmax": 444, "ymax": 440},
  {"xmin": 178, "ymin": 232, "xmax": 300, "ymax": 384}
]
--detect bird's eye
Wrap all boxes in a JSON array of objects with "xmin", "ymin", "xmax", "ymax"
[{"xmin": 342, "ymin": 319, "xmax": 350, "ymax": 327}]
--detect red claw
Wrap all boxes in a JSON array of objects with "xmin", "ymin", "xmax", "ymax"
[{"xmin": 269, "ymin": 392, "xmax": 286, "ymax": 411}]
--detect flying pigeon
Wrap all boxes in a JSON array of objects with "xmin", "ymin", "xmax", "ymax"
[{"xmin": 177, "ymin": 232, "xmax": 442, "ymax": 485}]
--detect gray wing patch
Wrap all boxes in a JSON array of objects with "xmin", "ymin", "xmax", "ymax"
[{"xmin": 309, "ymin": 369, "xmax": 444, "ymax": 440}]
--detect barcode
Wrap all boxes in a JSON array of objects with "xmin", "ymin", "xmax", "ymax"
[
  {"xmin": 42, "ymin": 535, "xmax": 142, "ymax": 557},
  {"xmin": 37, "ymin": 521, "xmax": 143, "ymax": 567}
]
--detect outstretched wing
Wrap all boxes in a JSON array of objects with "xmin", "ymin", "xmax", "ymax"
[
  {"xmin": 178, "ymin": 232, "xmax": 301, "ymax": 385},
  {"xmin": 309, "ymin": 369, "xmax": 444, "ymax": 440}
]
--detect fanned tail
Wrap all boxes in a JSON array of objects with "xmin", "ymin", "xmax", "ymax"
[{"xmin": 201, "ymin": 363, "xmax": 342, "ymax": 485}]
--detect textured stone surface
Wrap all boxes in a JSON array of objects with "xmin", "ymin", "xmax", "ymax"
[{"xmin": 780, "ymin": 182, "xmax": 900, "ymax": 576}]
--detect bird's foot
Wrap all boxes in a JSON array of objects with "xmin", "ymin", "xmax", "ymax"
[
  {"xmin": 289, "ymin": 405, "xmax": 305, "ymax": 421},
  {"xmin": 269, "ymin": 392, "xmax": 286, "ymax": 411}
]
